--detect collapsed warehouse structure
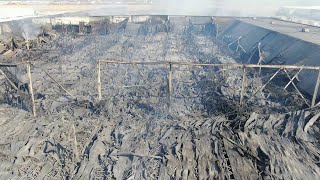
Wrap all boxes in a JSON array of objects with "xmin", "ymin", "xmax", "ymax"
[{"xmin": 1, "ymin": 15, "xmax": 320, "ymax": 179}]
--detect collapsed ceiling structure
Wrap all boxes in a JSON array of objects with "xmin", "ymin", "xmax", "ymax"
[{"xmin": 0, "ymin": 14, "xmax": 320, "ymax": 179}]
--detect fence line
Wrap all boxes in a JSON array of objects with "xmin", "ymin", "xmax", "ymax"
[
  {"xmin": 99, "ymin": 60, "xmax": 320, "ymax": 108},
  {"xmin": 100, "ymin": 60, "xmax": 320, "ymax": 70},
  {"xmin": 2, "ymin": 60, "xmax": 320, "ymax": 116}
]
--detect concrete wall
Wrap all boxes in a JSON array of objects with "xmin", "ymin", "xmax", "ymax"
[{"xmin": 220, "ymin": 19, "xmax": 320, "ymax": 98}]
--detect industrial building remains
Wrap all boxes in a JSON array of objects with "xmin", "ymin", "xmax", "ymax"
[{"xmin": 0, "ymin": 14, "xmax": 320, "ymax": 179}]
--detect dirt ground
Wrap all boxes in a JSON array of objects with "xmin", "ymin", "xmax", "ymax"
[{"xmin": 0, "ymin": 18, "xmax": 320, "ymax": 179}]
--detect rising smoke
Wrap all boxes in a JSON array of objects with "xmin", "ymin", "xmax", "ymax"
[{"xmin": 20, "ymin": 20, "xmax": 41, "ymax": 41}]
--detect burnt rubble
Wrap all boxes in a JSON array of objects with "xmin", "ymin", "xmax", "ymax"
[{"xmin": 0, "ymin": 17, "xmax": 319, "ymax": 179}]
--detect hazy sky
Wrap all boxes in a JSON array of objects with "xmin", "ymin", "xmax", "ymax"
[
  {"xmin": 1, "ymin": 0, "xmax": 320, "ymax": 19},
  {"xmin": 159, "ymin": 0, "xmax": 320, "ymax": 16}
]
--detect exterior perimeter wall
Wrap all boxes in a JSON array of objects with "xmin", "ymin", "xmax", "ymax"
[{"xmin": 220, "ymin": 19, "xmax": 320, "ymax": 98}]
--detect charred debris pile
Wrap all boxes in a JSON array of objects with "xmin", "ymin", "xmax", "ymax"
[{"xmin": 0, "ymin": 16, "xmax": 319, "ymax": 179}]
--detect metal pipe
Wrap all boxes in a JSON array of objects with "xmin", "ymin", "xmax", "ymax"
[
  {"xmin": 99, "ymin": 60, "xmax": 320, "ymax": 70},
  {"xmin": 240, "ymin": 67, "xmax": 246, "ymax": 107},
  {"xmin": 97, "ymin": 60, "xmax": 102, "ymax": 101},
  {"xmin": 312, "ymin": 69, "xmax": 320, "ymax": 107},
  {"xmin": 247, "ymin": 68, "xmax": 281, "ymax": 102},
  {"xmin": 27, "ymin": 62, "xmax": 36, "ymax": 116}
]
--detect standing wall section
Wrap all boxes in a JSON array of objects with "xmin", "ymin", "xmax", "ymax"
[{"xmin": 220, "ymin": 19, "xmax": 320, "ymax": 98}]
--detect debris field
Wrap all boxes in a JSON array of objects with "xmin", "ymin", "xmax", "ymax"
[{"xmin": 0, "ymin": 17, "xmax": 320, "ymax": 179}]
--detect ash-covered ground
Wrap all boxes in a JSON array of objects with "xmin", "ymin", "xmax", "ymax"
[{"xmin": 0, "ymin": 18, "xmax": 320, "ymax": 179}]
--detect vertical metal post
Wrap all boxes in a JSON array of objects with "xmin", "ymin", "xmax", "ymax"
[
  {"xmin": 49, "ymin": 18, "xmax": 52, "ymax": 30},
  {"xmin": 257, "ymin": 43, "xmax": 262, "ymax": 74},
  {"xmin": 167, "ymin": 62, "xmax": 173, "ymax": 112},
  {"xmin": 79, "ymin": 21, "xmax": 84, "ymax": 34},
  {"xmin": 0, "ymin": 23, "xmax": 3, "ymax": 35},
  {"xmin": 312, "ymin": 69, "xmax": 320, "ymax": 107},
  {"xmin": 168, "ymin": 62, "xmax": 172, "ymax": 97},
  {"xmin": 215, "ymin": 23, "xmax": 219, "ymax": 38},
  {"xmin": 240, "ymin": 66, "xmax": 246, "ymax": 107},
  {"xmin": 26, "ymin": 40, "xmax": 30, "ymax": 50},
  {"xmin": 97, "ymin": 60, "xmax": 102, "ymax": 101},
  {"xmin": 27, "ymin": 62, "xmax": 36, "ymax": 116}
]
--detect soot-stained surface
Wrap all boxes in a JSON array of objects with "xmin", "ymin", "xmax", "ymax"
[{"xmin": 0, "ymin": 19, "xmax": 319, "ymax": 179}]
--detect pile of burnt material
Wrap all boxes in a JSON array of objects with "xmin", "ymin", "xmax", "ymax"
[{"xmin": 0, "ymin": 15, "xmax": 319, "ymax": 180}]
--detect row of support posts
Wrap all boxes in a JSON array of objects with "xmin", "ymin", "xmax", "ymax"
[
  {"xmin": 240, "ymin": 67, "xmax": 320, "ymax": 108},
  {"xmin": 96, "ymin": 61, "xmax": 173, "ymax": 102},
  {"xmin": 7, "ymin": 60, "xmax": 320, "ymax": 117},
  {"xmin": 22, "ymin": 60, "xmax": 320, "ymax": 117},
  {"xmin": 94, "ymin": 62, "xmax": 252, "ymax": 109},
  {"xmin": 95, "ymin": 63, "xmax": 253, "ymax": 109},
  {"xmin": 96, "ymin": 61, "xmax": 320, "ymax": 109}
]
